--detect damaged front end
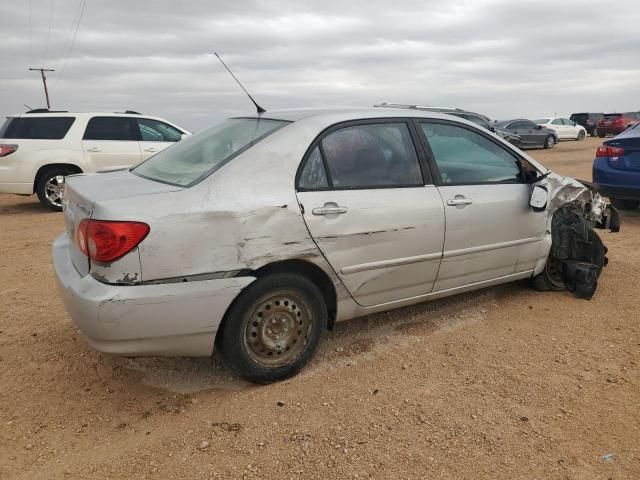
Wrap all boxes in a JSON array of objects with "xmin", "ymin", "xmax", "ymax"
[{"xmin": 541, "ymin": 175, "xmax": 620, "ymax": 299}]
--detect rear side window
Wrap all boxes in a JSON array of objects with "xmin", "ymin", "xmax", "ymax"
[
  {"xmin": 421, "ymin": 122, "xmax": 522, "ymax": 185},
  {"xmin": 83, "ymin": 117, "xmax": 135, "ymax": 141},
  {"xmin": 0, "ymin": 117, "xmax": 75, "ymax": 139},
  {"xmin": 133, "ymin": 118, "xmax": 288, "ymax": 187},
  {"xmin": 320, "ymin": 123, "xmax": 423, "ymax": 189},
  {"xmin": 298, "ymin": 146, "xmax": 329, "ymax": 189},
  {"xmin": 137, "ymin": 118, "xmax": 183, "ymax": 142},
  {"xmin": 461, "ymin": 114, "xmax": 490, "ymax": 130}
]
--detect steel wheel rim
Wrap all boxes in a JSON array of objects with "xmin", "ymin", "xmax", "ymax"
[
  {"xmin": 243, "ymin": 289, "xmax": 312, "ymax": 367},
  {"xmin": 545, "ymin": 255, "xmax": 564, "ymax": 289},
  {"xmin": 44, "ymin": 175, "xmax": 65, "ymax": 207},
  {"xmin": 547, "ymin": 136, "xmax": 554, "ymax": 148},
  {"xmin": 578, "ymin": 131, "xmax": 585, "ymax": 140}
]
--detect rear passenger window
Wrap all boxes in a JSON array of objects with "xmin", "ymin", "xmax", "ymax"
[
  {"xmin": 83, "ymin": 117, "xmax": 134, "ymax": 141},
  {"xmin": 0, "ymin": 117, "xmax": 75, "ymax": 139},
  {"xmin": 421, "ymin": 123, "xmax": 522, "ymax": 185},
  {"xmin": 137, "ymin": 118, "xmax": 183, "ymax": 142},
  {"xmin": 320, "ymin": 123, "xmax": 423, "ymax": 188},
  {"xmin": 552, "ymin": 119, "xmax": 563, "ymax": 125},
  {"xmin": 299, "ymin": 147, "xmax": 329, "ymax": 189}
]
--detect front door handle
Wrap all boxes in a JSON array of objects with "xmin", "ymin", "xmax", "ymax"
[
  {"xmin": 446, "ymin": 197, "xmax": 473, "ymax": 207},
  {"xmin": 312, "ymin": 202, "xmax": 348, "ymax": 216},
  {"xmin": 86, "ymin": 147, "xmax": 101, "ymax": 152},
  {"xmin": 144, "ymin": 147, "xmax": 158, "ymax": 153}
]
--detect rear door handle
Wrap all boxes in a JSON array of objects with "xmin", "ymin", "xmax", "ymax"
[
  {"xmin": 144, "ymin": 147, "xmax": 158, "ymax": 153},
  {"xmin": 312, "ymin": 203, "xmax": 348, "ymax": 216},
  {"xmin": 86, "ymin": 147, "xmax": 101, "ymax": 152},
  {"xmin": 446, "ymin": 197, "xmax": 473, "ymax": 206}
]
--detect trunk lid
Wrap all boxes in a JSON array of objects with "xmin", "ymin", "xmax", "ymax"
[{"xmin": 63, "ymin": 169, "xmax": 182, "ymax": 276}]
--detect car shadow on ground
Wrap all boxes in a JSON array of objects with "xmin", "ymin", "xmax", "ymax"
[
  {"xmin": 112, "ymin": 281, "xmax": 532, "ymax": 394},
  {"xmin": 0, "ymin": 197, "xmax": 52, "ymax": 216}
]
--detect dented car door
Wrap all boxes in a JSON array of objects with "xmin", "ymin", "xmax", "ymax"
[
  {"xmin": 296, "ymin": 120, "xmax": 445, "ymax": 307},
  {"xmin": 418, "ymin": 121, "xmax": 547, "ymax": 291}
]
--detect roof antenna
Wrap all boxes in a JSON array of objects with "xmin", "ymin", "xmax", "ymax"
[{"xmin": 213, "ymin": 52, "xmax": 266, "ymax": 114}]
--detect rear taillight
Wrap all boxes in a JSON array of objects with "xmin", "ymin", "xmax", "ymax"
[
  {"xmin": 77, "ymin": 219, "xmax": 150, "ymax": 263},
  {"xmin": 596, "ymin": 145, "xmax": 625, "ymax": 157},
  {"xmin": 0, "ymin": 144, "xmax": 18, "ymax": 157}
]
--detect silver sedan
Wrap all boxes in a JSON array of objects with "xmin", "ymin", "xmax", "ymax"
[{"xmin": 53, "ymin": 108, "xmax": 618, "ymax": 383}]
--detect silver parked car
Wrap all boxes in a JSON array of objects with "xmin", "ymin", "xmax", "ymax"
[{"xmin": 53, "ymin": 108, "xmax": 618, "ymax": 383}]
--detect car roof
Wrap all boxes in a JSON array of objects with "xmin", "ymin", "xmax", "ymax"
[
  {"xmin": 9, "ymin": 111, "xmax": 151, "ymax": 118},
  {"xmin": 237, "ymin": 107, "xmax": 472, "ymax": 124}
]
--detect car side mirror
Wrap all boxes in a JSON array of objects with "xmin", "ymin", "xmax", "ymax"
[
  {"xmin": 536, "ymin": 125, "xmax": 543, "ymax": 130},
  {"xmin": 530, "ymin": 185, "xmax": 548, "ymax": 211}
]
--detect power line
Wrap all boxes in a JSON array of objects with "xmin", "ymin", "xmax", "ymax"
[
  {"xmin": 44, "ymin": 0, "xmax": 56, "ymax": 61},
  {"xmin": 28, "ymin": 0, "xmax": 32, "ymax": 65},
  {"xmin": 56, "ymin": 0, "xmax": 87, "ymax": 86}
]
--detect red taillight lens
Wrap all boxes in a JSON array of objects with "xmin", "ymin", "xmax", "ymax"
[
  {"xmin": 596, "ymin": 146, "xmax": 625, "ymax": 157},
  {"xmin": 0, "ymin": 144, "xmax": 18, "ymax": 157},
  {"xmin": 77, "ymin": 219, "xmax": 149, "ymax": 263}
]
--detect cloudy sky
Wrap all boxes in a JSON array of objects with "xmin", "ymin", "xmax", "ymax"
[{"xmin": 1, "ymin": 0, "xmax": 639, "ymax": 131}]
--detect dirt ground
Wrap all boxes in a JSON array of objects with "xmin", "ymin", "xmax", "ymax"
[{"xmin": 1, "ymin": 137, "xmax": 638, "ymax": 479}]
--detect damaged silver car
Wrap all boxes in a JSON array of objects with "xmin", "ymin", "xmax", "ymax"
[{"xmin": 52, "ymin": 108, "xmax": 619, "ymax": 383}]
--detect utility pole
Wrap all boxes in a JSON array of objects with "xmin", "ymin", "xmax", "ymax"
[{"xmin": 29, "ymin": 67, "xmax": 55, "ymax": 109}]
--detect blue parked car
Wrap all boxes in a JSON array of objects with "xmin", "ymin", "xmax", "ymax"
[{"xmin": 593, "ymin": 123, "xmax": 640, "ymax": 210}]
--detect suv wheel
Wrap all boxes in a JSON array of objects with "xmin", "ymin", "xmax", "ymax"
[
  {"xmin": 36, "ymin": 167, "xmax": 76, "ymax": 211},
  {"xmin": 217, "ymin": 273, "xmax": 327, "ymax": 384},
  {"xmin": 591, "ymin": 127, "xmax": 598, "ymax": 137}
]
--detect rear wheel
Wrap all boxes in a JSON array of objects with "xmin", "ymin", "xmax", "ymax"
[
  {"xmin": 543, "ymin": 135, "xmax": 555, "ymax": 149},
  {"xmin": 591, "ymin": 127, "xmax": 598, "ymax": 137},
  {"xmin": 36, "ymin": 166, "xmax": 77, "ymax": 211},
  {"xmin": 217, "ymin": 273, "xmax": 327, "ymax": 384},
  {"xmin": 610, "ymin": 198, "xmax": 640, "ymax": 210}
]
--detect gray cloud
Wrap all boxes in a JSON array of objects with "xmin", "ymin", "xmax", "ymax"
[{"xmin": 1, "ymin": 0, "xmax": 639, "ymax": 131}]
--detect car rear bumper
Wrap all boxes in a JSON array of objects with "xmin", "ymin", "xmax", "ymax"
[
  {"xmin": 594, "ymin": 184, "xmax": 640, "ymax": 200},
  {"xmin": 52, "ymin": 233, "xmax": 256, "ymax": 357},
  {"xmin": 597, "ymin": 126, "xmax": 625, "ymax": 135},
  {"xmin": 0, "ymin": 181, "xmax": 32, "ymax": 195}
]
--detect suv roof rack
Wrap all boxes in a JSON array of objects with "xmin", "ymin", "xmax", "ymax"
[
  {"xmin": 375, "ymin": 102, "xmax": 464, "ymax": 112},
  {"xmin": 26, "ymin": 108, "xmax": 69, "ymax": 114},
  {"xmin": 116, "ymin": 110, "xmax": 142, "ymax": 115}
]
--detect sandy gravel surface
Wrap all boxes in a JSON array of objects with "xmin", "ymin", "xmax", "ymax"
[{"xmin": 1, "ymin": 137, "xmax": 638, "ymax": 479}]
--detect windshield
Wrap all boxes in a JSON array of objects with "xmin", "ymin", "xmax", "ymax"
[
  {"xmin": 133, "ymin": 117, "xmax": 288, "ymax": 187},
  {"xmin": 533, "ymin": 118, "xmax": 550, "ymax": 124}
]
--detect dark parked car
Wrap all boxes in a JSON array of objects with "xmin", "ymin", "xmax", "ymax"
[
  {"xmin": 593, "ymin": 123, "xmax": 640, "ymax": 210},
  {"xmin": 570, "ymin": 113, "xmax": 604, "ymax": 137},
  {"xmin": 494, "ymin": 119, "xmax": 558, "ymax": 149},
  {"xmin": 597, "ymin": 112, "xmax": 640, "ymax": 137}
]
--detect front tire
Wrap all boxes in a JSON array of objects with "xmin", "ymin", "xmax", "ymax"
[
  {"xmin": 217, "ymin": 273, "xmax": 327, "ymax": 384},
  {"xmin": 577, "ymin": 130, "xmax": 586, "ymax": 141},
  {"xmin": 531, "ymin": 253, "xmax": 565, "ymax": 292},
  {"xmin": 610, "ymin": 198, "xmax": 640, "ymax": 210},
  {"xmin": 598, "ymin": 131, "xmax": 606, "ymax": 138},
  {"xmin": 544, "ymin": 135, "xmax": 556, "ymax": 149},
  {"xmin": 36, "ymin": 167, "xmax": 76, "ymax": 211}
]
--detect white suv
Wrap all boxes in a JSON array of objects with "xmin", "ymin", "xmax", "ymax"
[{"xmin": 0, "ymin": 110, "xmax": 190, "ymax": 210}]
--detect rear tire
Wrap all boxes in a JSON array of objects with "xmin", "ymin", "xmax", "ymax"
[
  {"xmin": 35, "ymin": 166, "xmax": 77, "ymax": 211},
  {"xmin": 590, "ymin": 127, "xmax": 598, "ymax": 137},
  {"xmin": 543, "ymin": 135, "xmax": 555, "ymax": 149},
  {"xmin": 217, "ymin": 273, "xmax": 327, "ymax": 384},
  {"xmin": 610, "ymin": 198, "xmax": 640, "ymax": 210}
]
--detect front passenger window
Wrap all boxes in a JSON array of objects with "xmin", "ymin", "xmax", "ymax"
[{"xmin": 421, "ymin": 123, "xmax": 522, "ymax": 185}]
